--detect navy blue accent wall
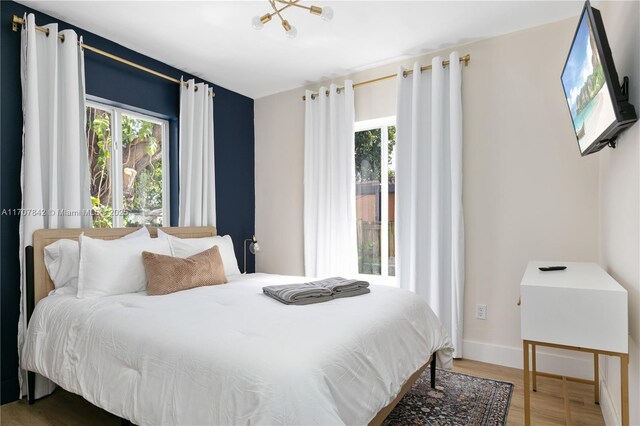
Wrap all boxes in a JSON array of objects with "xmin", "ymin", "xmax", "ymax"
[{"xmin": 0, "ymin": 1, "xmax": 255, "ymax": 404}]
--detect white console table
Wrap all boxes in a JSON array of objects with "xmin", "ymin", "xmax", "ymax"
[{"xmin": 520, "ymin": 261, "xmax": 629, "ymax": 426}]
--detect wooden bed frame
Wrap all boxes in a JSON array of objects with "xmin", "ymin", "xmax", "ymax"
[
  {"xmin": 369, "ymin": 356, "xmax": 435, "ymax": 426},
  {"xmin": 25, "ymin": 226, "xmax": 436, "ymax": 426}
]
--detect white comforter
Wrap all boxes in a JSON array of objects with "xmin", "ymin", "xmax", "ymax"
[{"xmin": 22, "ymin": 273, "xmax": 453, "ymax": 426}]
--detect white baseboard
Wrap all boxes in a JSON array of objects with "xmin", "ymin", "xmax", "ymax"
[
  {"xmin": 599, "ymin": 376, "xmax": 621, "ymax": 426},
  {"xmin": 462, "ymin": 339, "xmax": 593, "ymax": 380}
]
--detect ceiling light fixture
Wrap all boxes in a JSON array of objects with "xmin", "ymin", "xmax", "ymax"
[{"xmin": 252, "ymin": 0, "xmax": 333, "ymax": 38}]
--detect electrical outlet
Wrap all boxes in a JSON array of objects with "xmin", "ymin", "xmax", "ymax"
[{"xmin": 475, "ymin": 304, "xmax": 487, "ymax": 320}]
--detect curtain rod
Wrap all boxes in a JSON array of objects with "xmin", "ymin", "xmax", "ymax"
[
  {"xmin": 302, "ymin": 54, "xmax": 470, "ymax": 101},
  {"xmin": 11, "ymin": 15, "xmax": 215, "ymax": 97}
]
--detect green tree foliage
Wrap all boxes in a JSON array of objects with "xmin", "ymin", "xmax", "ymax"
[
  {"xmin": 354, "ymin": 126, "xmax": 396, "ymax": 183},
  {"xmin": 358, "ymin": 240, "xmax": 380, "ymax": 275},
  {"xmin": 86, "ymin": 108, "xmax": 163, "ymax": 228}
]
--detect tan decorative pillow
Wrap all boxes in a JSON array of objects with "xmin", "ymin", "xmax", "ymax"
[{"xmin": 142, "ymin": 246, "xmax": 228, "ymax": 296}]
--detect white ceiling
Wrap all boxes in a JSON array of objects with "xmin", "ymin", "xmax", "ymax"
[{"xmin": 19, "ymin": 1, "xmax": 584, "ymax": 99}]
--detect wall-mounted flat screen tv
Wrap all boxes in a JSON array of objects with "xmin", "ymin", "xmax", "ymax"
[{"xmin": 561, "ymin": 1, "xmax": 637, "ymax": 156}]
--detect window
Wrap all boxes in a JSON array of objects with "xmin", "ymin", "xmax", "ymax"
[
  {"xmin": 354, "ymin": 117, "xmax": 396, "ymax": 281},
  {"xmin": 86, "ymin": 101, "xmax": 169, "ymax": 228}
]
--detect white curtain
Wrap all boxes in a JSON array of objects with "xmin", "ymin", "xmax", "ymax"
[
  {"xmin": 19, "ymin": 13, "xmax": 92, "ymax": 396},
  {"xmin": 304, "ymin": 82, "xmax": 358, "ymax": 278},
  {"xmin": 179, "ymin": 79, "xmax": 216, "ymax": 226},
  {"xmin": 395, "ymin": 52, "xmax": 464, "ymax": 357}
]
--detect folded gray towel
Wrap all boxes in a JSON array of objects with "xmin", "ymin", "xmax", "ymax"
[
  {"xmin": 330, "ymin": 287, "xmax": 371, "ymax": 298},
  {"xmin": 263, "ymin": 277, "xmax": 371, "ymax": 305},
  {"xmin": 263, "ymin": 283, "xmax": 333, "ymax": 305},
  {"xmin": 312, "ymin": 277, "xmax": 370, "ymax": 295}
]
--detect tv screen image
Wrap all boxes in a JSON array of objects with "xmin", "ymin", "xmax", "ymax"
[{"xmin": 562, "ymin": 12, "xmax": 616, "ymax": 154}]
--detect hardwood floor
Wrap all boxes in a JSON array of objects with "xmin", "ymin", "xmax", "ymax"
[
  {"xmin": 453, "ymin": 359, "xmax": 604, "ymax": 426},
  {"xmin": 0, "ymin": 387, "xmax": 119, "ymax": 426},
  {"xmin": 0, "ymin": 359, "xmax": 604, "ymax": 425}
]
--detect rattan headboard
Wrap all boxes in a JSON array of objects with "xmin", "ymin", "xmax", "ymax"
[{"xmin": 30, "ymin": 226, "xmax": 217, "ymax": 309}]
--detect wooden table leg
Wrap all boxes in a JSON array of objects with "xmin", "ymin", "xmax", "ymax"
[
  {"xmin": 621, "ymin": 353, "xmax": 629, "ymax": 426},
  {"xmin": 593, "ymin": 353, "xmax": 599, "ymax": 404},
  {"xmin": 524, "ymin": 340, "xmax": 531, "ymax": 426},
  {"xmin": 532, "ymin": 343, "xmax": 537, "ymax": 392}
]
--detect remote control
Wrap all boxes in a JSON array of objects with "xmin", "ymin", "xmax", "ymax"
[{"xmin": 538, "ymin": 266, "xmax": 567, "ymax": 271}]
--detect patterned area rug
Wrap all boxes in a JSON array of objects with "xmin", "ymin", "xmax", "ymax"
[{"xmin": 385, "ymin": 368, "xmax": 513, "ymax": 426}]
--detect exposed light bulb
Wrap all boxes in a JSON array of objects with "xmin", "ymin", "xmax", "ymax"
[
  {"xmin": 285, "ymin": 25, "xmax": 298, "ymax": 38},
  {"xmin": 320, "ymin": 6, "xmax": 334, "ymax": 21},
  {"xmin": 250, "ymin": 242, "xmax": 260, "ymax": 254},
  {"xmin": 252, "ymin": 15, "xmax": 264, "ymax": 30},
  {"xmin": 281, "ymin": 19, "xmax": 297, "ymax": 39}
]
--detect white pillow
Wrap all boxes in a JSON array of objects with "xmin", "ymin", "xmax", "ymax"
[
  {"xmin": 44, "ymin": 227, "xmax": 150, "ymax": 296},
  {"xmin": 77, "ymin": 232, "xmax": 171, "ymax": 298},
  {"xmin": 158, "ymin": 229, "xmax": 242, "ymax": 276}
]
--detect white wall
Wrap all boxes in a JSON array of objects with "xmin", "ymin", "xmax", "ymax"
[
  {"xmin": 255, "ymin": 13, "xmax": 603, "ymax": 369},
  {"xmin": 254, "ymin": 88, "xmax": 306, "ymax": 275},
  {"xmin": 596, "ymin": 2, "xmax": 640, "ymax": 425}
]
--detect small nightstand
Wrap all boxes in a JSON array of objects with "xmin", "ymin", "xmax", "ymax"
[{"xmin": 520, "ymin": 261, "xmax": 629, "ymax": 425}]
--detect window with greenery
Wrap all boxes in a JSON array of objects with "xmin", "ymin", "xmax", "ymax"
[
  {"xmin": 354, "ymin": 117, "xmax": 396, "ymax": 278},
  {"xmin": 86, "ymin": 102, "xmax": 168, "ymax": 228}
]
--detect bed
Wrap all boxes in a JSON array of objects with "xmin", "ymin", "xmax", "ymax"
[{"xmin": 21, "ymin": 227, "xmax": 454, "ymax": 426}]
